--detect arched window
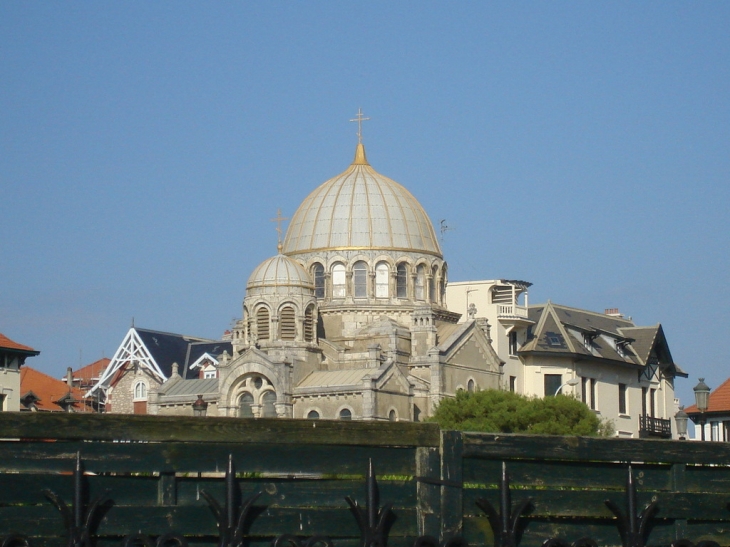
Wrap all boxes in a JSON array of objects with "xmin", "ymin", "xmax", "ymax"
[
  {"xmin": 467, "ymin": 379, "xmax": 475, "ymax": 393},
  {"xmin": 307, "ymin": 410, "xmax": 320, "ymax": 420},
  {"xmin": 415, "ymin": 265, "xmax": 426, "ymax": 301},
  {"xmin": 339, "ymin": 408, "xmax": 352, "ymax": 420},
  {"xmin": 353, "ymin": 261, "xmax": 368, "ymax": 298},
  {"xmin": 239, "ymin": 392, "xmax": 254, "ymax": 418},
  {"xmin": 429, "ymin": 266, "xmax": 438, "ymax": 302},
  {"xmin": 313, "ymin": 263, "xmax": 325, "ymax": 299},
  {"xmin": 261, "ymin": 391, "xmax": 277, "ymax": 418},
  {"xmin": 133, "ymin": 381, "xmax": 147, "ymax": 400},
  {"xmin": 332, "ymin": 263, "xmax": 346, "ymax": 298},
  {"xmin": 375, "ymin": 262, "xmax": 389, "ymax": 298},
  {"xmin": 279, "ymin": 305, "xmax": 296, "ymax": 341},
  {"xmin": 440, "ymin": 266, "xmax": 447, "ymax": 302},
  {"xmin": 256, "ymin": 307, "xmax": 270, "ymax": 341},
  {"xmin": 388, "ymin": 409, "xmax": 397, "ymax": 422},
  {"xmin": 396, "ymin": 263, "xmax": 408, "ymax": 299},
  {"xmin": 304, "ymin": 305, "xmax": 315, "ymax": 342}
]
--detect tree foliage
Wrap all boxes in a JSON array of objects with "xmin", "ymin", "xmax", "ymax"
[{"xmin": 430, "ymin": 389, "xmax": 613, "ymax": 436}]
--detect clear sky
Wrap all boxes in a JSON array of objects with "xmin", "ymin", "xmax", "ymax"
[{"xmin": 2, "ymin": 2, "xmax": 728, "ymax": 410}]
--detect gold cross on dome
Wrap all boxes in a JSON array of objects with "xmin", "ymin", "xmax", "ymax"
[
  {"xmin": 270, "ymin": 208, "xmax": 289, "ymax": 246},
  {"xmin": 349, "ymin": 108, "xmax": 370, "ymax": 143}
]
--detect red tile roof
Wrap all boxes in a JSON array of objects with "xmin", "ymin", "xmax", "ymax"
[
  {"xmin": 0, "ymin": 332, "xmax": 38, "ymax": 353},
  {"xmin": 72, "ymin": 358, "xmax": 110, "ymax": 384},
  {"xmin": 685, "ymin": 377, "xmax": 730, "ymax": 414},
  {"xmin": 20, "ymin": 367, "xmax": 86, "ymax": 412}
]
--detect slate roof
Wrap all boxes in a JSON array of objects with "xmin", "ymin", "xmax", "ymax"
[
  {"xmin": 685, "ymin": 377, "xmax": 730, "ymax": 414},
  {"xmin": 20, "ymin": 367, "xmax": 85, "ymax": 412},
  {"xmin": 135, "ymin": 328, "xmax": 232, "ymax": 380},
  {"xmin": 0, "ymin": 333, "xmax": 39, "ymax": 355},
  {"xmin": 520, "ymin": 302, "xmax": 684, "ymax": 377}
]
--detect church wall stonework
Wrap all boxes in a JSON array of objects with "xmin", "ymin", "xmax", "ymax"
[
  {"xmin": 103, "ymin": 141, "xmax": 512, "ymax": 424},
  {"xmin": 107, "ymin": 365, "xmax": 161, "ymax": 414}
]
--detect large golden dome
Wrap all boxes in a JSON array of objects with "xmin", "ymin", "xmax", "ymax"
[{"xmin": 282, "ymin": 144, "xmax": 442, "ymax": 258}]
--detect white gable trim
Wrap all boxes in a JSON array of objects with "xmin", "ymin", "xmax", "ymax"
[
  {"xmin": 189, "ymin": 352, "xmax": 219, "ymax": 370},
  {"xmin": 85, "ymin": 328, "xmax": 167, "ymax": 398}
]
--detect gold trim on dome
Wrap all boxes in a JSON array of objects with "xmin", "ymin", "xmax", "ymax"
[
  {"xmin": 284, "ymin": 245, "xmax": 444, "ymax": 257},
  {"xmin": 282, "ymin": 143, "xmax": 442, "ymax": 257},
  {"xmin": 353, "ymin": 143, "xmax": 368, "ymax": 165}
]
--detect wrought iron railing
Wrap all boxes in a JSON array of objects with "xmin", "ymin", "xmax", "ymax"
[{"xmin": 639, "ymin": 414, "xmax": 672, "ymax": 438}]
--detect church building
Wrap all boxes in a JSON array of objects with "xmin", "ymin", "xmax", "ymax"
[{"xmin": 89, "ymin": 137, "xmax": 503, "ymax": 420}]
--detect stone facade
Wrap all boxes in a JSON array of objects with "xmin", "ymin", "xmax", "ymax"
[{"xmin": 100, "ymin": 142, "xmax": 503, "ymax": 421}]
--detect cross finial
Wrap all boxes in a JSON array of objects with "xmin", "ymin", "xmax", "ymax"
[
  {"xmin": 349, "ymin": 108, "xmax": 370, "ymax": 144},
  {"xmin": 270, "ymin": 208, "xmax": 289, "ymax": 252}
]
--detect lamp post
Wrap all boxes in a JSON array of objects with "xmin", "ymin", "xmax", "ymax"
[
  {"xmin": 693, "ymin": 378, "xmax": 711, "ymax": 441},
  {"xmin": 674, "ymin": 406, "xmax": 688, "ymax": 440},
  {"xmin": 192, "ymin": 394, "xmax": 208, "ymax": 417},
  {"xmin": 555, "ymin": 377, "xmax": 580, "ymax": 396}
]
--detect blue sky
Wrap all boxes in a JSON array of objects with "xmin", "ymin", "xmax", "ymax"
[{"xmin": 2, "ymin": 2, "xmax": 728, "ymax": 409}]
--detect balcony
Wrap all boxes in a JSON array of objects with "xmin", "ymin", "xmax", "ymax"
[
  {"xmin": 639, "ymin": 414, "xmax": 672, "ymax": 438},
  {"xmin": 497, "ymin": 304, "xmax": 529, "ymax": 320}
]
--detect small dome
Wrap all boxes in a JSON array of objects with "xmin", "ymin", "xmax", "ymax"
[
  {"xmin": 283, "ymin": 144, "xmax": 442, "ymax": 258},
  {"xmin": 246, "ymin": 253, "xmax": 313, "ymax": 296}
]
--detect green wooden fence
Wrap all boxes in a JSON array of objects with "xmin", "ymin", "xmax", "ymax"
[{"xmin": 0, "ymin": 413, "xmax": 728, "ymax": 547}]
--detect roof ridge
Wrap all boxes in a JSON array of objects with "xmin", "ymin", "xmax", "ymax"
[
  {"xmin": 135, "ymin": 327, "xmax": 219, "ymax": 343},
  {"xmin": 534, "ymin": 302, "xmax": 636, "ymax": 324}
]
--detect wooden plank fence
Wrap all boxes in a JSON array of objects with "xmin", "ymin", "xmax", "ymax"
[{"xmin": 0, "ymin": 413, "xmax": 728, "ymax": 547}]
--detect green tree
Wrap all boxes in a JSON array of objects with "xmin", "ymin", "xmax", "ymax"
[{"xmin": 429, "ymin": 389, "xmax": 613, "ymax": 436}]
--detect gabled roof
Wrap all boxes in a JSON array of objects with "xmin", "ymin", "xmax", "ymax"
[
  {"xmin": 72, "ymin": 358, "xmax": 110, "ymax": 384},
  {"xmin": 520, "ymin": 302, "xmax": 683, "ymax": 376},
  {"xmin": 685, "ymin": 377, "xmax": 730, "ymax": 414},
  {"xmin": 0, "ymin": 333, "xmax": 39, "ymax": 355},
  {"xmin": 87, "ymin": 327, "xmax": 232, "ymax": 397},
  {"xmin": 20, "ymin": 367, "xmax": 85, "ymax": 412}
]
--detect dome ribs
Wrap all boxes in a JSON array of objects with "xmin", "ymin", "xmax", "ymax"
[{"xmin": 282, "ymin": 147, "xmax": 441, "ymax": 258}]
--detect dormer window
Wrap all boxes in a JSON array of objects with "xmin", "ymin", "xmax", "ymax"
[{"xmin": 583, "ymin": 334, "xmax": 592, "ymax": 350}]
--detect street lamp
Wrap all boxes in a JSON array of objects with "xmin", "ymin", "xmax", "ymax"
[
  {"xmin": 192, "ymin": 394, "xmax": 208, "ymax": 417},
  {"xmin": 555, "ymin": 377, "xmax": 580, "ymax": 396},
  {"xmin": 674, "ymin": 406, "xmax": 688, "ymax": 440},
  {"xmin": 693, "ymin": 378, "xmax": 711, "ymax": 441}
]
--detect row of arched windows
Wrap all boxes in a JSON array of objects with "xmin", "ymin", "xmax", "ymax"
[
  {"xmin": 245, "ymin": 304, "xmax": 316, "ymax": 344},
  {"xmin": 311, "ymin": 260, "xmax": 446, "ymax": 304}
]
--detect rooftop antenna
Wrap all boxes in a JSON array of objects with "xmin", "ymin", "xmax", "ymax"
[
  {"xmin": 350, "ymin": 108, "xmax": 370, "ymax": 143},
  {"xmin": 270, "ymin": 208, "xmax": 289, "ymax": 253},
  {"xmin": 439, "ymin": 219, "xmax": 452, "ymax": 242}
]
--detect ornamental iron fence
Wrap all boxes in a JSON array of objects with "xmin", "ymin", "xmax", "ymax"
[{"xmin": 0, "ymin": 413, "xmax": 728, "ymax": 547}]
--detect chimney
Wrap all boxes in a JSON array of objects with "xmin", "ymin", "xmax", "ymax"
[
  {"xmin": 604, "ymin": 308, "xmax": 623, "ymax": 318},
  {"xmin": 66, "ymin": 367, "xmax": 74, "ymax": 387}
]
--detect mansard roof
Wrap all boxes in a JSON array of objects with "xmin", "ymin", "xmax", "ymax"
[{"xmin": 521, "ymin": 302, "xmax": 685, "ymax": 377}]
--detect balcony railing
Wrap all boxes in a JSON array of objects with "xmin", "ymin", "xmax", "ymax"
[
  {"xmin": 639, "ymin": 414, "xmax": 672, "ymax": 438},
  {"xmin": 497, "ymin": 304, "xmax": 529, "ymax": 319}
]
